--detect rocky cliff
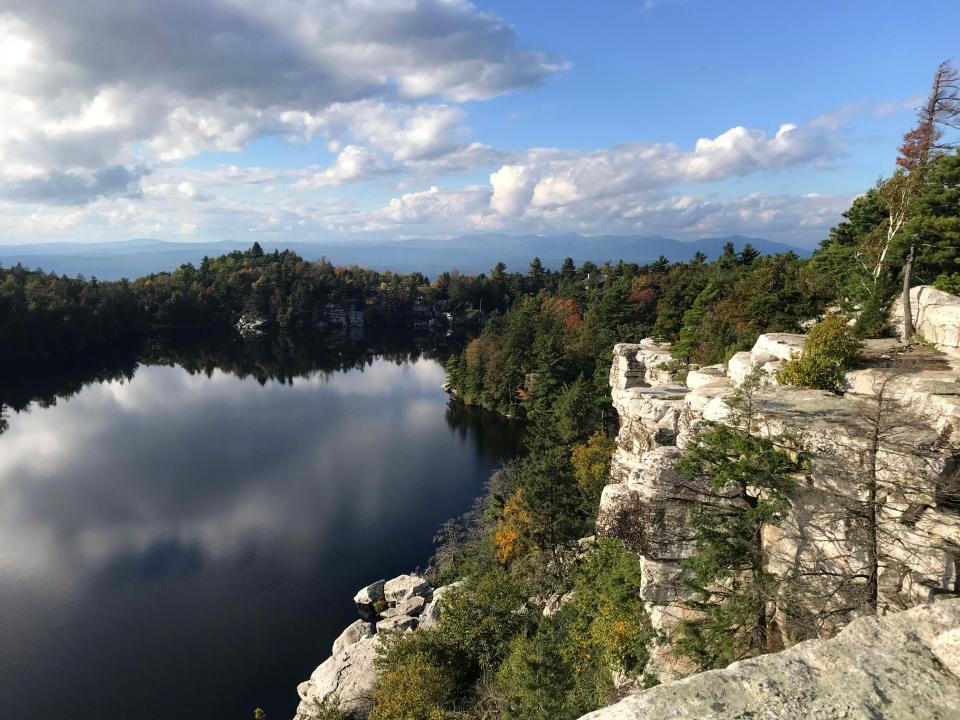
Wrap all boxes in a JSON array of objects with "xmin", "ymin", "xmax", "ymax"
[
  {"xmin": 598, "ymin": 285, "xmax": 960, "ymax": 684},
  {"xmin": 293, "ymin": 573, "xmax": 458, "ymax": 719},
  {"xmin": 578, "ymin": 597, "xmax": 960, "ymax": 720}
]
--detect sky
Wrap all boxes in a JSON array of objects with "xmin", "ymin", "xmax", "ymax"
[{"xmin": 0, "ymin": 0, "xmax": 957, "ymax": 249}]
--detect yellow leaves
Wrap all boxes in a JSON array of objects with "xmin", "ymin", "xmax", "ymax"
[
  {"xmin": 503, "ymin": 491, "xmax": 530, "ymax": 523},
  {"xmin": 370, "ymin": 649, "xmax": 454, "ymax": 720},
  {"xmin": 494, "ymin": 525, "xmax": 521, "ymax": 564},
  {"xmin": 495, "ymin": 490, "xmax": 531, "ymax": 564},
  {"xmin": 571, "ymin": 432, "xmax": 616, "ymax": 500}
]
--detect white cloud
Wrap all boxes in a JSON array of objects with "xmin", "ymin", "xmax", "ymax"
[
  {"xmin": 478, "ymin": 118, "xmax": 844, "ymax": 224},
  {"xmin": 0, "ymin": 0, "xmax": 563, "ymax": 204},
  {"xmin": 297, "ymin": 145, "xmax": 392, "ymax": 188},
  {"xmin": 490, "ymin": 164, "xmax": 536, "ymax": 216},
  {"xmin": 283, "ymin": 101, "xmax": 471, "ymax": 162},
  {"xmin": 0, "ymin": 111, "xmax": 855, "ymax": 245},
  {"xmin": 341, "ymin": 182, "xmax": 853, "ymax": 246}
]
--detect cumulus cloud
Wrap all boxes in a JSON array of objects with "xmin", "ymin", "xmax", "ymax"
[
  {"xmin": 297, "ymin": 145, "xmax": 392, "ymax": 188},
  {"xmin": 348, "ymin": 183, "xmax": 852, "ymax": 245},
  {"xmin": 0, "ymin": 0, "xmax": 563, "ymax": 203},
  {"xmin": 484, "ymin": 120, "xmax": 842, "ymax": 220},
  {"xmin": 0, "ymin": 1, "xmax": 872, "ymax": 246},
  {"xmin": 285, "ymin": 102, "xmax": 514, "ymax": 185},
  {"xmin": 290, "ymin": 102, "xmax": 471, "ymax": 162}
]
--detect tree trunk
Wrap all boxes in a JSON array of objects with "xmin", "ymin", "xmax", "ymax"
[
  {"xmin": 864, "ymin": 392, "xmax": 883, "ymax": 613},
  {"xmin": 901, "ymin": 245, "xmax": 915, "ymax": 343}
]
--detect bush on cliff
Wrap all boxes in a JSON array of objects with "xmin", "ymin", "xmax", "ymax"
[
  {"xmin": 776, "ymin": 315, "xmax": 862, "ymax": 393},
  {"xmin": 371, "ymin": 567, "xmax": 532, "ymax": 718},
  {"xmin": 370, "ymin": 644, "xmax": 456, "ymax": 720}
]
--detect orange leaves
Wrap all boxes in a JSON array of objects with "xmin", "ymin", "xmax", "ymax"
[
  {"xmin": 629, "ymin": 286, "xmax": 657, "ymax": 305},
  {"xmin": 464, "ymin": 337, "xmax": 485, "ymax": 367},
  {"xmin": 464, "ymin": 335, "xmax": 501, "ymax": 369},
  {"xmin": 541, "ymin": 296, "xmax": 582, "ymax": 330}
]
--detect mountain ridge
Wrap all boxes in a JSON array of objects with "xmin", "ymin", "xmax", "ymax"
[{"xmin": 0, "ymin": 234, "xmax": 809, "ymax": 280}]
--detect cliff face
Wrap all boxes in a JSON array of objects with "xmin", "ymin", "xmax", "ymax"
[{"xmin": 598, "ymin": 286, "xmax": 960, "ymax": 683}]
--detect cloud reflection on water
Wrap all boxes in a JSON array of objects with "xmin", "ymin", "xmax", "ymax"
[{"xmin": 0, "ymin": 356, "xmax": 519, "ymax": 719}]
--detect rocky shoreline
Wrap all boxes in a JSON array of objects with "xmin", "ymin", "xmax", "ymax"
[{"xmin": 293, "ymin": 573, "xmax": 460, "ymax": 719}]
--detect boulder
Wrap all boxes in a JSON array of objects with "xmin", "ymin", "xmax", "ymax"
[
  {"xmin": 376, "ymin": 614, "xmax": 417, "ymax": 633},
  {"xmin": 932, "ymin": 627, "xmax": 960, "ymax": 678},
  {"xmin": 395, "ymin": 594, "xmax": 427, "ymax": 617},
  {"xmin": 752, "ymin": 332, "xmax": 807, "ymax": 361},
  {"xmin": 419, "ymin": 581, "xmax": 463, "ymax": 631},
  {"xmin": 891, "ymin": 285, "xmax": 960, "ymax": 349},
  {"xmin": 685, "ymin": 363, "xmax": 726, "ymax": 390},
  {"xmin": 330, "ymin": 619, "xmax": 375, "ymax": 656},
  {"xmin": 353, "ymin": 579, "xmax": 385, "ymax": 621},
  {"xmin": 728, "ymin": 334, "xmax": 806, "ymax": 386},
  {"xmin": 384, "ymin": 574, "xmax": 432, "ymax": 603},
  {"xmin": 294, "ymin": 634, "xmax": 380, "ymax": 720},
  {"xmin": 576, "ymin": 599, "xmax": 960, "ymax": 720}
]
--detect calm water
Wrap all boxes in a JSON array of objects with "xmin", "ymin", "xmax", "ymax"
[{"xmin": 0, "ymin": 336, "xmax": 520, "ymax": 720}]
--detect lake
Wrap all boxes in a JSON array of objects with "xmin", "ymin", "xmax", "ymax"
[{"xmin": 0, "ymin": 335, "xmax": 521, "ymax": 720}]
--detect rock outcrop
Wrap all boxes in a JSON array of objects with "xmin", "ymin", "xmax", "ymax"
[
  {"xmin": 892, "ymin": 285, "xmax": 960, "ymax": 351},
  {"xmin": 601, "ymin": 317, "xmax": 960, "ymax": 681},
  {"xmin": 577, "ymin": 598, "xmax": 960, "ymax": 720},
  {"xmin": 294, "ymin": 573, "xmax": 455, "ymax": 719},
  {"xmin": 727, "ymin": 332, "xmax": 806, "ymax": 386}
]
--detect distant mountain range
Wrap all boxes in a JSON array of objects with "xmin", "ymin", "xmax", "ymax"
[{"xmin": 0, "ymin": 234, "xmax": 810, "ymax": 280}]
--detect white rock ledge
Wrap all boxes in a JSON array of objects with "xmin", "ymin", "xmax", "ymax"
[{"xmin": 577, "ymin": 599, "xmax": 960, "ymax": 720}]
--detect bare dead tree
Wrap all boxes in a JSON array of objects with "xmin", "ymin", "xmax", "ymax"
[{"xmin": 898, "ymin": 60, "xmax": 960, "ymax": 175}]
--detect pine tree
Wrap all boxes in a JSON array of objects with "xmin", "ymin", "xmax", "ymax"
[{"xmin": 674, "ymin": 370, "xmax": 799, "ymax": 668}]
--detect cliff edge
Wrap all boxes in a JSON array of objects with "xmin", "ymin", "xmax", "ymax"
[{"xmin": 578, "ymin": 598, "xmax": 960, "ymax": 720}]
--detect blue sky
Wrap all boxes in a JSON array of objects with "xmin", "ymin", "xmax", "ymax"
[{"xmin": 1, "ymin": 0, "xmax": 957, "ymax": 248}]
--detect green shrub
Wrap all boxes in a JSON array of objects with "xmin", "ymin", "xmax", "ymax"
[
  {"xmin": 776, "ymin": 315, "xmax": 861, "ymax": 392},
  {"xmin": 434, "ymin": 568, "xmax": 531, "ymax": 674},
  {"xmin": 492, "ymin": 539, "xmax": 653, "ymax": 719},
  {"xmin": 934, "ymin": 263, "xmax": 960, "ymax": 295},
  {"xmin": 371, "ymin": 643, "xmax": 455, "ymax": 720}
]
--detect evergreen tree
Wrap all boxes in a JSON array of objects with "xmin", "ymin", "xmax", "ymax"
[
  {"xmin": 527, "ymin": 257, "xmax": 546, "ymax": 293},
  {"xmin": 674, "ymin": 370, "xmax": 799, "ymax": 669}
]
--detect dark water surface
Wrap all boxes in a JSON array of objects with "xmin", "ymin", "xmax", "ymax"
[{"xmin": 0, "ymin": 336, "xmax": 521, "ymax": 720}]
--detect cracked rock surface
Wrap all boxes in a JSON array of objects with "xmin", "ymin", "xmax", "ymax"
[{"xmin": 578, "ymin": 599, "xmax": 960, "ymax": 720}]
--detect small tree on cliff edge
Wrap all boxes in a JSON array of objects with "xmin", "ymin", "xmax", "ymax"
[{"xmin": 674, "ymin": 369, "xmax": 799, "ymax": 669}]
